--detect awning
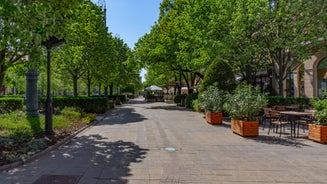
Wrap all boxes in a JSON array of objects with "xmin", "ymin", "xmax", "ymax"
[{"xmin": 146, "ymin": 85, "xmax": 163, "ymax": 91}]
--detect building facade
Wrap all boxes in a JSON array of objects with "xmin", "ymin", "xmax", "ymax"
[{"xmin": 293, "ymin": 53, "xmax": 327, "ymax": 98}]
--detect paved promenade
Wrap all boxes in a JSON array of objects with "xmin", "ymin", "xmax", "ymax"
[{"xmin": 1, "ymin": 97, "xmax": 327, "ymax": 184}]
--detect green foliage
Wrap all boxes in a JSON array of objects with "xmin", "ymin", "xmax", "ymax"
[
  {"xmin": 0, "ymin": 108, "xmax": 90, "ymax": 164},
  {"xmin": 174, "ymin": 94, "xmax": 186, "ymax": 105},
  {"xmin": 199, "ymin": 86, "xmax": 225, "ymax": 113},
  {"xmin": 310, "ymin": 98, "xmax": 327, "ymax": 125},
  {"xmin": 39, "ymin": 96, "xmax": 109, "ymax": 113},
  {"xmin": 108, "ymin": 95, "xmax": 127, "ymax": 103},
  {"xmin": 200, "ymin": 58, "xmax": 235, "ymax": 93},
  {"xmin": 0, "ymin": 98, "xmax": 24, "ymax": 114},
  {"xmin": 267, "ymin": 96, "xmax": 310, "ymax": 110},
  {"xmin": 185, "ymin": 93, "xmax": 198, "ymax": 109},
  {"xmin": 192, "ymin": 99, "xmax": 201, "ymax": 112},
  {"xmin": 224, "ymin": 84, "xmax": 267, "ymax": 121},
  {"xmin": 61, "ymin": 107, "xmax": 81, "ymax": 120},
  {"xmin": 81, "ymin": 113, "xmax": 97, "ymax": 124}
]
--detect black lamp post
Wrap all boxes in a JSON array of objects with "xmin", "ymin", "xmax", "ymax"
[{"xmin": 42, "ymin": 36, "xmax": 65, "ymax": 135}]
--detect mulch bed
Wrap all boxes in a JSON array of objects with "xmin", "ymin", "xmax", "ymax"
[{"xmin": 0, "ymin": 121, "xmax": 87, "ymax": 167}]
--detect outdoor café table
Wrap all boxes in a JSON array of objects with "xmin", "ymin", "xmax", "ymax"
[
  {"xmin": 279, "ymin": 111, "xmax": 313, "ymax": 137},
  {"xmin": 285, "ymin": 106, "xmax": 298, "ymax": 111}
]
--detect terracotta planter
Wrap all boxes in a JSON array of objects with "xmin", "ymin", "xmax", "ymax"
[
  {"xmin": 308, "ymin": 124, "xmax": 327, "ymax": 144},
  {"xmin": 231, "ymin": 119, "xmax": 259, "ymax": 137},
  {"xmin": 205, "ymin": 112, "xmax": 223, "ymax": 125}
]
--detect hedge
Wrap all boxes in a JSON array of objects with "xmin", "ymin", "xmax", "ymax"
[
  {"xmin": 39, "ymin": 96, "xmax": 109, "ymax": 113},
  {"xmin": 108, "ymin": 95, "xmax": 127, "ymax": 103},
  {"xmin": 267, "ymin": 96, "xmax": 311, "ymax": 110},
  {"xmin": 0, "ymin": 98, "xmax": 24, "ymax": 113}
]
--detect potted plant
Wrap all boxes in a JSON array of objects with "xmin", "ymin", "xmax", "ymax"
[
  {"xmin": 224, "ymin": 84, "xmax": 267, "ymax": 137},
  {"xmin": 198, "ymin": 86, "xmax": 225, "ymax": 125},
  {"xmin": 308, "ymin": 97, "xmax": 327, "ymax": 143}
]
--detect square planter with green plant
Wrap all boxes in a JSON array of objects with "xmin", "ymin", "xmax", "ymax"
[
  {"xmin": 308, "ymin": 97, "xmax": 327, "ymax": 143},
  {"xmin": 199, "ymin": 86, "xmax": 225, "ymax": 125},
  {"xmin": 224, "ymin": 84, "xmax": 267, "ymax": 137}
]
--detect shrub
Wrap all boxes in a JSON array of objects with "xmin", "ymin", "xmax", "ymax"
[
  {"xmin": 39, "ymin": 96, "xmax": 109, "ymax": 113},
  {"xmin": 185, "ymin": 93, "xmax": 198, "ymax": 108},
  {"xmin": 200, "ymin": 57, "xmax": 235, "ymax": 93},
  {"xmin": 81, "ymin": 113, "xmax": 97, "ymax": 124},
  {"xmin": 192, "ymin": 99, "xmax": 201, "ymax": 112},
  {"xmin": 310, "ymin": 97, "xmax": 327, "ymax": 125},
  {"xmin": 174, "ymin": 94, "xmax": 186, "ymax": 105},
  {"xmin": 267, "ymin": 96, "xmax": 310, "ymax": 110},
  {"xmin": 108, "ymin": 95, "xmax": 127, "ymax": 103},
  {"xmin": 61, "ymin": 107, "xmax": 81, "ymax": 120},
  {"xmin": 199, "ymin": 86, "xmax": 225, "ymax": 113},
  {"xmin": 0, "ymin": 98, "xmax": 24, "ymax": 114},
  {"xmin": 224, "ymin": 84, "xmax": 267, "ymax": 121}
]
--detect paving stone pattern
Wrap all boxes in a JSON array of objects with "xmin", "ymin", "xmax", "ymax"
[{"xmin": 1, "ymin": 97, "xmax": 327, "ymax": 184}]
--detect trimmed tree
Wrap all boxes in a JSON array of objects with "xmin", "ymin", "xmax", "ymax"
[{"xmin": 200, "ymin": 57, "xmax": 236, "ymax": 93}]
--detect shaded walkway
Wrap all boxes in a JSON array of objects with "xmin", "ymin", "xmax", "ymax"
[{"xmin": 1, "ymin": 99, "xmax": 327, "ymax": 183}]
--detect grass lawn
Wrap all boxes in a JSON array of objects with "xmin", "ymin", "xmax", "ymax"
[{"xmin": 0, "ymin": 108, "xmax": 96, "ymax": 166}]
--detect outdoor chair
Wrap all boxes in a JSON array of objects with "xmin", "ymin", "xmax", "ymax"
[
  {"xmin": 261, "ymin": 107, "xmax": 273, "ymax": 130},
  {"xmin": 268, "ymin": 110, "xmax": 290, "ymax": 137},
  {"xmin": 297, "ymin": 109, "xmax": 315, "ymax": 135}
]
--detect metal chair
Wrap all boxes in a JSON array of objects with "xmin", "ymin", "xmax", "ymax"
[
  {"xmin": 297, "ymin": 109, "xmax": 315, "ymax": 135},
  {"xmin": 268, "ymin": 110, "xmax": 290, "ymax": 137},
  {"xmin": 261, "ymin": 107, "xmax": 273, "ymax": 130}
]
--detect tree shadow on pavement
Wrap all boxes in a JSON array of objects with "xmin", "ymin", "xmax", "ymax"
[
  {"xmin": 23, "ymin": 134, "xmax": 149, "ymax": 184},
  {"xmin": 102, "ymin": 107, "xmax": 147, "ymax": 125},
  {"xmin": 75, "ymin": 135, "xmax": 149, "ymax": 183},
  {"xmin": 145, "ymin": 105, "xmax": 193, "ymax": 112},
  {"xmin": 252, "ymin": 135, "xmax": 311, "ymax": 148}
]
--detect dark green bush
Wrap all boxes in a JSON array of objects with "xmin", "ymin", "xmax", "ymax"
[
  {"xmin": 185, "ymin": 93, "xmax": 198, "ymax": 108},
  {"xmin": 0, "ymin": 98, "xmax": 24, "ymax": 114},
  {"xmin": 108, "ymin": 95, "xmax": 127, "ymax": 103},
  {"xmin": 39, "ymin": 96, "xmax": 109, "ymax": 113},
  {"xmin": 267, "ymin": 96, "xmax": 310, "ymax": 110},
  {"xmin": 200, "ymin": 57, "xmax": 236, "ymax": 93},
  {"xmin": 174, "ymin": 94, "xmax": 187, "ymax": 105}
]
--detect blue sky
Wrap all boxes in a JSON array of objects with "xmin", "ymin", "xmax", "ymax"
[
  {"xmin": 102, "ymin": 0, "xmax": 162, "ymax": 49},
  {"xmin": 93, "ymin": 0, "xmax": 162, "ymax": 82}
]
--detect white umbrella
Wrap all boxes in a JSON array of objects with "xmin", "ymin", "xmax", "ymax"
[{"xmin": 146, "ymin": 85, "xmax": 162, "ymax": 91}]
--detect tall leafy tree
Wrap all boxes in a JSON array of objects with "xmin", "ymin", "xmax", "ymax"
[
  {"xmin": 259, "ymin": 0, "xmax": 327, "ymax": 96},
  {"xmin": 0, "ymin": 0, "xmax": 83, "ymax": 94}
]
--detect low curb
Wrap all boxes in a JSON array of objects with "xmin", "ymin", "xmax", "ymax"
[{"xmin": 0, "ymin": 111, "xmax": 111, "ymax": 172}]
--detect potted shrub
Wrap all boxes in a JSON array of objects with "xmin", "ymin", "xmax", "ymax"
[
  {"xmin": 308, "ymin": 97, "xmax": 327, "ymax": 143},
  {"xmin": 224, "ymin": 84, "xmax": 267, "ymax": 137},
  {"xmin": 199, "ymin": 86, "xmax": 225, "ymax": 125}
]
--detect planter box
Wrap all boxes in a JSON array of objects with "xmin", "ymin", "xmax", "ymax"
[
  {"xmin": 308, "ymin": 124, "xmax": 327, "ymax": 144},
  {"xmin": 205, "ymin": 112, "xmax": 222, "ymax": 125},
  {"xmin": 231, "ymin": 119, "xmax": 259, "ymax": 137}
]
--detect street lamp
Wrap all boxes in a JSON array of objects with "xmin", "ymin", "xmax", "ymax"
[{"xmin": 42, "ymin": 36, "xmax": 65, "ymax": 135}]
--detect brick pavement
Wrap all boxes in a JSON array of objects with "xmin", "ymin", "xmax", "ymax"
[{"xmin": 1, "ymin": 97, "xmax": 327, "ymax": 184}]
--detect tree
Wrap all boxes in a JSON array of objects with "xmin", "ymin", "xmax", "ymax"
[
  {"xmin": 226, "ymin": 0, "xmax": 269, "ymax": 85},
  {"xmin": 259, "ymin": 0, "xmax": 327, "ymax": 96},
  {"xmin": 200, "ymin": 57, "xmax": 235, "ymax": 93},
  {"xmin": 0, "ymin": 0, "xmax": 82, "ymax": 94}
]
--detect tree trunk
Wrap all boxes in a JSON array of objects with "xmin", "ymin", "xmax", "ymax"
[
  {"xmin": 104, "ymin": 85, "xmax": 108, "ymax": 96},
  {"xmin": 73, "ymin": 75, "xmax": 78, "ymax": 97},
  {"xmin": 87, "ymin": 77, "xmax": 91, "ymax": 97},
  {"xmin": 109, "ymin": 83, "xmax": 114, "ymax": 95},
  {"xmin": 98, "ymin": 83, "xmax": 102, "ymax": 95},
  {"xmin": 0, "ymin": 50, "xmax": 7, "ymax": 95}
]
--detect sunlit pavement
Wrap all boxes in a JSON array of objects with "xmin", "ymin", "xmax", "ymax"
[{"xmin": 1, "ymin": 97, "xmax": 327, "ymax": 184}]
